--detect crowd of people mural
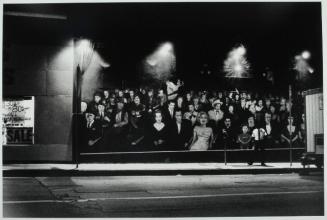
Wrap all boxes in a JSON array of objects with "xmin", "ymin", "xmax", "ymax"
[{"xmin": 78, "ymin": 77, "xmax": 306, "ymax": 165}]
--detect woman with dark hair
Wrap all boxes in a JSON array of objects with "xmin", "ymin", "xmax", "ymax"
[
  {"xmin": 147, "ymin": 109, "xmax": 169, "ymax": 150},
  {"xmin": 189, "ymin": 111, "xmax": 214, "ymax": 151}
]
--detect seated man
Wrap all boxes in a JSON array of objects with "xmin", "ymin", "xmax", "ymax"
[
  {"xmin": 83, "ymin": 111, "xmax": 103, "ymax": 149},
  {"xmin": 168, "ymin": 110, "xmax": 193, "ymax": 151},
  {"xmin": 263, "ymin": 112, "xmax": 279, "ymax": 148},
  {"xmin": 220, "ymin": 117, "xmax": 237, "ymax": 149},
  {"xmin": 95, "ymin": 104, "xmax": 111, "ymax": 128},
  {"xmin": 107, "ymin": 99, "xmax": 129, "ymax": 151},
  {"xmin": 88, "ymin": 92, "xmax": 102, "ymax": 113}
]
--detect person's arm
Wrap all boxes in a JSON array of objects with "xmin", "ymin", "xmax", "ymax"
[
  {"xmin": 189, "ymin": 129, "xmax": 198, "ymax": 149},
  {"xmin": 281, "ymin": 134, "xmax": 290, "ymax": 143},
  {"xmin": 292, "ymin": 134, "xmax": 299, "ymax": 142},
  {"xmin": 209, "ymin": 129, "xmax": 214, "ymax": 150}
]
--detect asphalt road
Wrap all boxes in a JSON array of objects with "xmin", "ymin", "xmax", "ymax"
[{"xmin": 3, "ymin": 173, "xmax": 324, "ymax": 217}]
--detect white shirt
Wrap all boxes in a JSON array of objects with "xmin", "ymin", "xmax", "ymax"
[
  {"xmin": 87, "ymin": 120, "xmax": 94, "ymax": 128},
  {"xmin": 177, "ymin": 122, "xmax": 181, "ymax": 134},
  {"xmin": 266, "ymin": 124, "xmax": 272, "ymax": 135},
  {"xmin": 252, "ymin": 128, "xmax": 267, "ymax": 141}
]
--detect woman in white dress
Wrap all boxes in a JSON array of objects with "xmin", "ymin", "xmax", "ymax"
[{"xmin": 189, "ymin": 112, "xmax": 214, "ymax": 151}]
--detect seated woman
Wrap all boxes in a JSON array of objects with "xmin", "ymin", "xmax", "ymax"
[
  {"xmin": 281, "ymin": 116, "xmax": 300, "ymax": 148},
  {"xmin": 237, "ymin": 124, "xmax": 253, "ymax": 150},
  {"xmin": 189, "ymin": 111, "xmax": 214, "ymax": 151},
  {"xmin": 147, "ymin": 109, "xmax": 169, "ymax": 151}
]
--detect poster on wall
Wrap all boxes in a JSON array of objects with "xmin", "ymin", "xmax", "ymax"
[{"xmin": 2, "ymin": 97, "xmax": 34, "ymax": 144}]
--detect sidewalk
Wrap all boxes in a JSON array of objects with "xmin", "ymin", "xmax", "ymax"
[{"xmin": 3, "ymin": 162, "xmax": 319, "ymax": 176}]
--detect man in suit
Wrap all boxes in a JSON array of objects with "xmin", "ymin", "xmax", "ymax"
[
  {"xmin": 208, "ymin": 99, "xmax": 224, "ymax": 140},
  {"xmin": 83, "ymin": 111, "xmax": 103, "ymax": 149},
  {"xmin": 107, "ymin": 99, "xmax": 129, "ymax": 151},
  {"xmin": 220, "ymin": 117, "xmax": 237, "ymax": 149},
  {"xmin": 95, "ymin": 104, "xmax": 111, "ymax": 128},
  {"xmin": 168, "ymin": 110, "xmax": 193, "ymax": 150},
  {"xmin": 162, "ymin": 100, "xmax": 176, "ymax": 126},
  {"xmin": 263, "ymin": 112, "xmax": 279, "ymax": 148}
]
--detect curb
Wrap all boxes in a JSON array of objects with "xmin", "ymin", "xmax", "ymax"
[{"xmin": 3, "ymin": 167, "xmax": 322, "ymax": 177}]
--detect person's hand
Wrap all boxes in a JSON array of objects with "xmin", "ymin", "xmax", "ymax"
[
  {"xmin": 154, "ymin": 141, "xmax": 158, "ymax": 146},
  {"xmin": 184, "ymin": 143, "xmax": 189, "ymax": 148},
  {"xmin": 104, "ymin": 116, "xmax": 110, "ymax": 122},
  {"xmin": 88, "ymin": 140, "xmax": 95, "ymax": 146},
  {"xmin": 158, "ymin": 139, "xmax": 164, "ymax": 145},
  {"xmin": 131, "ymin": 142, "xmax": 137, "ymax": 146}
]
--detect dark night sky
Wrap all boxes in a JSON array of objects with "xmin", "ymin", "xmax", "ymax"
[{"xmin": 4, "ymin": 2, "xmax": 323, "ymax": 90}]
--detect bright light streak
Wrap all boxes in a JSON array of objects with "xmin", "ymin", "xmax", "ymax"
[
  {"xmin": 144, "ymin": 42, "xmax": 176, "ymax": 81},
  {"xmin": 223, "ymin": 44, "xmax": 251, "ymax": 78}
]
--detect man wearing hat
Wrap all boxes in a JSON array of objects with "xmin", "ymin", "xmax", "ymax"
[
  {"xmin": 208, "ymin": 99, "xmax": 224, "ymax": 123},
  {"xmin": 107, "ymin": 98, "xmax": 129, "ymax": 151}
]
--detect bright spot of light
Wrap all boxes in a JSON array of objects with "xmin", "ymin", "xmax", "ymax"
[
  {"xmin": 293, "ymin": 50, "xmax": 314, "ymax": 79},
  {"xmin": 144, "ymin": 41, "xmax": 176, "ymax": 82},
  {"xmin": 223, "ymin": 44, "xmax": 251, "ymax": 78},
  {"xmin": 234, "ymin": 64, "xmax": 243, "ymax": 72},
  {"xmin": 301, "ymin": 50, "xmax": 311, "ymax": 60}
]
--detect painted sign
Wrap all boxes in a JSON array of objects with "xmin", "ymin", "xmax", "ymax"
[
  {"xmin": 6, "ymin": 127, "xmax": 34, "ymax": 144},
  {"xmin": 2, "ymin": 97, "xmax": 34, "ymax": 127},
  {"xmin": 2, "ymin": 97, "xmax": 34, "ymax": 144}
]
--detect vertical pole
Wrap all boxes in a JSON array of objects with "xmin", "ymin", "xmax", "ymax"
[
  {"xmin": 289, "ymin": 85, "xmax": 293, "ymax": 167},
  {"xmin": 224, "ymin": 140, "xmax": 227, "ymax": 165}
]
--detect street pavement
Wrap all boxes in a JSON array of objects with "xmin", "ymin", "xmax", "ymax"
[{"xmin": 3, "ymin": 173, "xmax": 325, "ymax": 217}]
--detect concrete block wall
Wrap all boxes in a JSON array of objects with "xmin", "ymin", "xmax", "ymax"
[{"xmin": 3, "ymin": 41, "xmax": 74, "ymax": 162}]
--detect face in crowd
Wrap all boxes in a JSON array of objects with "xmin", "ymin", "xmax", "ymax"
[
  {"xmin": 242, "ymin": 125, "xmax": 249, "ymax": 134},
  {"xmin": 175, "ymin": 111, "xmax": 182, "ymax": 123},
  {"xmin": 177, "ymin": 97, "xmax": 183, "ymax": 106},
  {"xmin": 199, "ymin": 112, "xmax": 208, "ymax": 126},
  {"xmin": 265, "ymin": 99, "xmax": 271, "ymax": 107},
  {"xmin": 94, "ymin": 95, "xmax": 101, "ymax": 103},
  {"xmin": 168, "ymin": 101, "xmax": 175, "ymax": 111},
  {"xmin": 117, "ymin": 102, "xmax": 124, "ymax": 111},
  {"xmin": 188, "ymin": 104, "xmax": 195, "ymax": 113},
  {"xmin": 193, "ymin": 97, "xmax": 199, "ymax": 105},
  {"xmin": 224, "ymin": 118, "xmax": 231, "ymax": 128},
  {"xmin": 241, "ymin": 99, "xmax": 246, "ymax": 108},
  {"xmin": 249, "ymin": 104, "xmax": 256, "ymax": 114},
  {"xmin": 287, "ymin": 116, "xmax": 294, "ymax": 125},
  {"xmin": 86, "ymin": 113, "xmax": 95, "ymax": 123},
  {"xmin": 129, "ymin": 90, "xmax": 134, "ymax": 98},
  {"xmin": 258, "ymin": 99, "xmax": 263, "ymax": 107},
  {"xmin": 248, "ymin": 116, "xmax": 255, "ymax": 127},
  {"xmin": 270, "ymin": 105, "xmax": 276, "ymax": 114},
  {"xmin": 81, "ymin": 102, "xmax": 87, "ymax": 113},
  {"xmin": 228, "ymin": 105, "xmax": 234, "ymax": 114},
  {"xmin": 191, "ymin": 112, "xmax": 198, "ymax": 124},
  {"xmin": 214, "ymin": 102, "xmax": 221, "ymax": 111},
  {"xmin": 98, "ymin": 104, "xmax": 105, "ymax": 112},
  {"xmin": 265, "ymin": 112, "xmax": 272, "ymax": 124},
  {"xmin": 155, "ymin": 111, "xmax": 163, "ymax": 123},
  {"xmin": 104, "ymin": 90, "xmax": 109, "ymax": 99},
  {"xmin": 186, "ymin": 93, "xmax": 192, "ymax": 101},
  {"xmin": 117, "ymin": 90, "xmax": 123, "ymax": 98},
  {"xmin": 134, "ymin": 96, "xmax": 141, "ymax": 105}
]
